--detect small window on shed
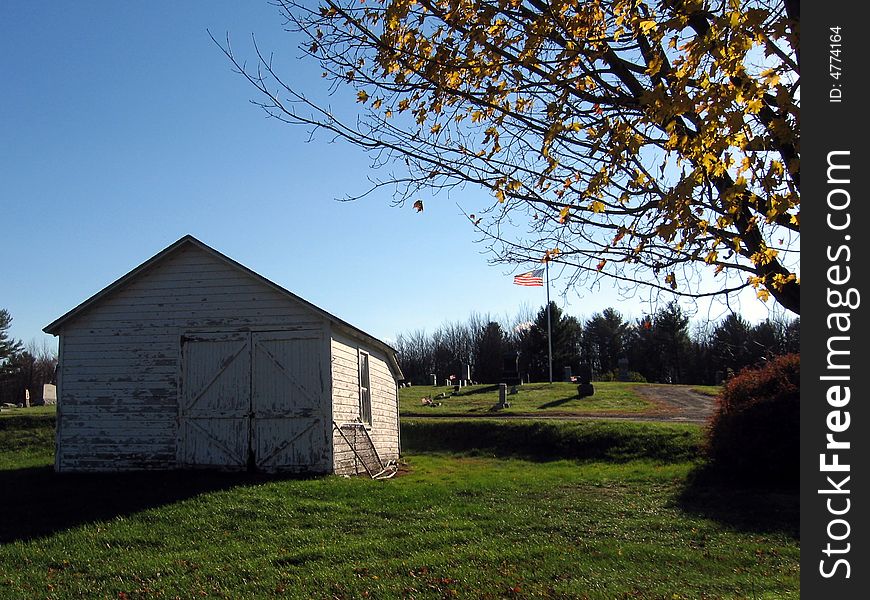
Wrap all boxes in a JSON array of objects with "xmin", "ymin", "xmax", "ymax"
[{"xmin": 359, "ymin": 351, "xmax": 372, "ymax": 425}]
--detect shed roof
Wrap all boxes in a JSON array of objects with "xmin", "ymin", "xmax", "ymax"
[{"xmin": 44, "ymin": 235, "xmax": 403, "ymax": 380}]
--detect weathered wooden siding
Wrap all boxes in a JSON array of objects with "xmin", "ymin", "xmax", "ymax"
[
  {"xmin": 56, "ymin": 244, "xmax": 328, "ymax": 471},
  {"xmin": 331, "ymin": 330, "xmax": 399, "ymax": 475},
  {"xmin": 250, "ymin": 331, "xmax": 331, "ymax": 473}
]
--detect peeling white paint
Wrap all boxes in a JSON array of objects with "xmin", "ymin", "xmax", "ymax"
[{"xmin": 51, "ymin": 241, "xmax": 399, "ymax": 474}]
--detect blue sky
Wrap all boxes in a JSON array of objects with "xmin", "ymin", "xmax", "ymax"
[{"xmin": 1, "ymin": 1, "xmax": 779, "ymax": 349}]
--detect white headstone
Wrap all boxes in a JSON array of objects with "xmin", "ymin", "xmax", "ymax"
[{"xmin": 43, "ymin": 384, "xmax": 57, "ymax": 405}]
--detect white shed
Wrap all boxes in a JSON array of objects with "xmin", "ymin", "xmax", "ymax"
[{"xmin": 44, "ymin": 235, "xmax": 403, "ymax": 475}]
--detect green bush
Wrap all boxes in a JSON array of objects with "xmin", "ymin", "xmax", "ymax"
[
  {"xmin": 626, "ymin": 370, "xmax": 648, "ymax": 383},
  {"xmin": 706, "ymin": 354, "xmax": 799, "ymax": 487},
  {"xmin": 594, "ymin": 370, "xmax": 647, "ymax": 383}
]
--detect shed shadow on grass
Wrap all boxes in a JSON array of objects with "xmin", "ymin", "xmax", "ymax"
[
  {"xmin": 0, "ymin": 466, "xmax": 312, "ymax": 544},
  {"xmin": 674, "ymin": 465, "xmax": 799, "ymax": 539}
]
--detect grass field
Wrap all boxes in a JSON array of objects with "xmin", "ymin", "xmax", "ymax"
[
  {"xmin": 400, "ymin": 418, "xmax": 704, "ymax": 462},
  {"xmin": 0, "ymin": 406, "xmax": 56, "ymax": 469},
  {"xmin": 399, "ymin": 381, "xmax": 655, "ymax": 416},
  {"xmin": 0, "ymin": 409, "xmax": 798, "ymax": 599},
  {"xmin": 690, "ymin": 385, "xmax": 723, "ymax": 397}
]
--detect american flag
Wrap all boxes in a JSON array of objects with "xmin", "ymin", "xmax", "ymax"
[{"xmin": 513, "ymin": 268, "xmax": 544, "ymax": 286}]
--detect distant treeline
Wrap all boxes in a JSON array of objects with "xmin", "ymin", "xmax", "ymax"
[
  {"xmin": 393, "ymin": 301, "xmax": 799, "ymax": 386},
  {"xmin": 1, "ymin": 309, "xmax": 57, "ymax": 406}
]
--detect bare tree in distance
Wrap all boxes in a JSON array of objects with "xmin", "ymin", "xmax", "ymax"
[{"xmin": 27, "ymin": 338, "xmax": 59, "ymax": 386}]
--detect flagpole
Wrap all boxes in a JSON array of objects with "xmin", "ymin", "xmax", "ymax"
[{"xmin": 546, "ymin": 261, "xmax": 553, "ymax": 384}]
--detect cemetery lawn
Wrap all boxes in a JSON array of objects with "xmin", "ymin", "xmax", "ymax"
[
  {"xmin": 0, "ymin": 406, "xmax": 57, "ymax": 469},
  {"xmin": 690, "ymin": 385, "xmax": 723, "ymax": 396},
  {"xmin": 400, "ymin": 381, "xmax": 654, "ymax": 417},
  {"xmin": 0, "ymin": 410, "xmax": 798, "ymax": 599}
]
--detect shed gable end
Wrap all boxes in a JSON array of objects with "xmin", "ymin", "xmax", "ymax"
[
  {"xmin": 55, "ymin": 244, "xmax": 329, "ymax": 472},
  {"xmin": 59, "ymin": 244, "xmax": 324, "ymax": 332}
]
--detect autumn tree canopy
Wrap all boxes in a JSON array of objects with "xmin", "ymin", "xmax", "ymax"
[{"xmin": 222, "ymin": 0, "xmax": 800, "ymax": 313}]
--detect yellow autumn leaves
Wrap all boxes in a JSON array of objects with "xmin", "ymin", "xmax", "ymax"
[{"xmin": 311, "ymin": 0, "xmax": 798, "ymax": 305}]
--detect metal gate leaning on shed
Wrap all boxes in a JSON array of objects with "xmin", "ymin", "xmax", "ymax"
[{"xmin": 43, "ymin": 235, "xmax": 402, "ymax": 475}]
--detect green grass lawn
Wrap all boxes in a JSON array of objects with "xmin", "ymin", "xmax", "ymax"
[
  {"xmin": 0, "ymin": 404, "xmax": 56, "ymax": 418},
  {"xmin": 400, "ymin": 381, "xmax": 655, "ymax": 416},
  {"xmin": 690, "ymin": 385, "xmax": 724, "ymax": 397},
  {"xmin": 0, "ymin": 406, "xmax": 56, "ymax": 469},
  {"xmin": 0, "ymin": 410, "xmax": 797, "ymax": 599},
  {"xmin": 401, "ymin": 418, "xmax": 705, "ymax": 462}
]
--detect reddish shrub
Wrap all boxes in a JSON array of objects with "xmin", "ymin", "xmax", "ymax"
[{"xmin": 706, "ymin": 353, "xmax": 799, "ymax": 487}]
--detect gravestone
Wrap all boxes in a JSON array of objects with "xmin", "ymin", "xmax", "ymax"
[
  {"xmin": 430, "ymin": 374, "xmax": 438, "ymax": 386},
  {"xmin": 459, "ymin": 364, "xmax": 472, "ymax": 384},
  {"xmin": 576, "ymin": 362, "xmax": 594, "ymax": 398},
  {"xmin": 497, "ymin": 383, "xmax": 510, "ymax": 408},
  {"xmin": 563, "ymin": 365, "xmax": 573, "ymax": 382},
  {"xmin": 34, "ymin": 384, "xmax": 57, "ymax": 406},
  {"xmin": 500, "ymin": 352, "xmax": 521, "ymax": 387},
  {"xmin": 618, "ymin": 358, "xmax": 630, "ymax": 382}
]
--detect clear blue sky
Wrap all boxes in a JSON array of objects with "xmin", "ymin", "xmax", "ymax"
[{"xmin": 1, "ymin": 1, "xmax": 778, "ymax": 350}]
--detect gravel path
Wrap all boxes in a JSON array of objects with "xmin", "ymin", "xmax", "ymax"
[{"xmin": 629, "ymin": 384, "xmax": 718, "ymax": 423}]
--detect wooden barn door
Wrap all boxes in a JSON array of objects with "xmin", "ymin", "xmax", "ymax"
[
  {"xmin": 178, "ymin": 332, "xmax": 252, "ymax": 469},
  {"xmin": 251, "ymin": 331, "xmax": 329, "ymax": 472}
]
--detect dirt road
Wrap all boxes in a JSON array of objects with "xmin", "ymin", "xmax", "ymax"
[{"xmin": 629, "ymin": 384, "xmax": 718, "ymax": 423}]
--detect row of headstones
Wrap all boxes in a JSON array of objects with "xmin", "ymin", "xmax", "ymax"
[
  {"xmin": 427, "ymin": 364, "xmax": 473, "ymax": 387},
  {"xmin": 0, "ymin": 383, "xmax": 57, "ymax": 408},
  {"xmin": 418, "ymin": 357, "xmax": 673, "ymax": 389}
]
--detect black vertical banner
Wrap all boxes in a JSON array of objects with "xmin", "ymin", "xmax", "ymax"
[{"xmin": 802, "ymin": 1, "xmax": 867, "ymax": 596}]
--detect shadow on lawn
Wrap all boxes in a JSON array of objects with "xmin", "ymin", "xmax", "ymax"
[
  {"xmin": 0, "ymin": 467, "xmax": 303, "ymax": 544},
  {"xmin": 536, "ymin": 395, "xmax": 581, "ymax": 410},
  {"xmin": 675, "ymin": 465, "xmax": 799, "ymax": 539},
  {"xmin": 453, "ymin": 385, "xmax": 499, "ymax": 396}
]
